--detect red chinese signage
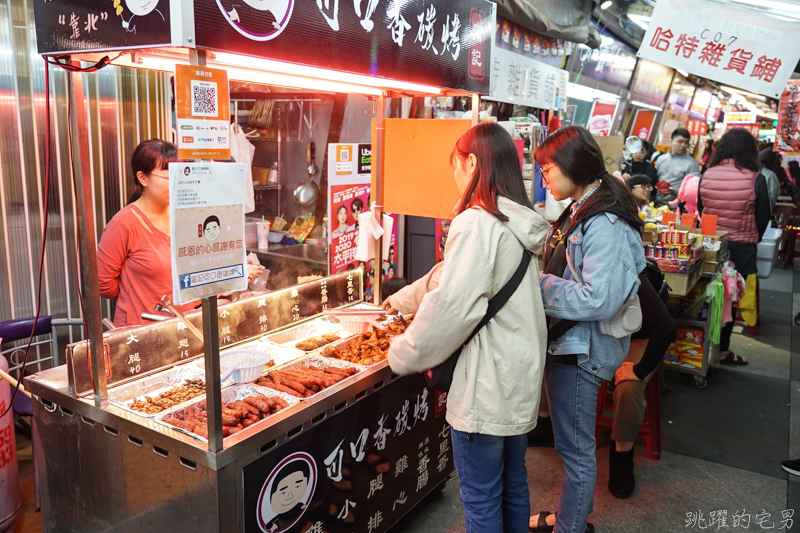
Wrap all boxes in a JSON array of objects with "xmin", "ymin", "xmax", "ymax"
[
  {"xmin": 776, "ymin": 80, "xmax": 800, "ymax": 153},
  {"xmin": 686, "ymin": 120, "xmax": 708, "ymax": 136},
  {"xmin": 638, "ymin": 0, "xmax": 800, "ymax": 99}
]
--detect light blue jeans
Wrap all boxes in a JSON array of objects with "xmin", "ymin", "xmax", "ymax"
[
  {"xmin": 451, "ymin": 429, "xmax": 530, "ymax": 533},
  {"xmin": 545, "ymin": 355, "xmax": 603, "ymax": 533}
]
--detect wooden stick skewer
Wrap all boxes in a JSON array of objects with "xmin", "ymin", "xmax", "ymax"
[{"xmin": 0, "ymin": 367, "xmax": 33, "ymax": 399}]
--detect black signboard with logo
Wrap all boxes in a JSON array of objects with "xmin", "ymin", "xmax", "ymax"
[
  {"xmin": 357, "ymin": 144, "xmax": 372, "ymax": 175},
  {"xmin": 34, "ymin": 0, "xmax": 173, "ymax": 54},
  {"xmin": 243, "ymin": 373, "xmax": 453, "ymax": 533},
  {"xmin": 33, "ymin": 0, "xmax": 493, "ymax": 94},
  {"xmin": 194, "ymin": 0, "xmax": 493, "ymax": 93}
]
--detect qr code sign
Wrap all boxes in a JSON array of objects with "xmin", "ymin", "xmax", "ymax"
[{"xmin": 191, "ymin": 80, "xmax": 218, "ymax": 117}]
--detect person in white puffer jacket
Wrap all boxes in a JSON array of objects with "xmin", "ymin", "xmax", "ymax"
[{"xmin": 387, "ymin": 122, "xmax": 550, "ymax": 533}]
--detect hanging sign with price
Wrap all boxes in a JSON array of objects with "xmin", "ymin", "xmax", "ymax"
[{"xmin": 637, "ymin": 0, "xmax": 800, "ymax": 98}]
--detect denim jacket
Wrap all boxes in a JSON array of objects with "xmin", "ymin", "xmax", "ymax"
[{"xmin": 539, "ymin": 212, "xmax": 646, "ymax": 382}]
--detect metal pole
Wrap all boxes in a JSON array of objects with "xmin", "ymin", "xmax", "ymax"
[
  {"xmin": 202, "ymin": 297, "xmax": 223, "ymax": 452},
  {"xmin": 188, "ymin": 49, "xmax": 224, "ymax": 453},
  {"xmin": 67, "ymin": 57, "xmax": 107, "ymax": 408},
  {"xmin": 472, "ymin": 94, "xmax": 480, "ymax": 126},
  {"xmin": 373, "ymin": 93, "xmax": 386, "ymax": 305}
]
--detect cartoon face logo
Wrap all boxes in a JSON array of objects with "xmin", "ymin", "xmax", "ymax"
[
  {"xmin": 125, "ymin": 0, "xmax": 159, "ymax": 16},
  {"xmin": 203, "ymin": 216, "xmax": 222, "ymax": 242},
  {"xmin": 257, "ymin": 453, "xmax": 317, "ymax": 533},
  {"xmin": 114, "ymin": 0, "xmax": 165, "ymax": 34},
  {"xmin": 216, "ymin": 0, "xmax": 294, "ymax": 41}
]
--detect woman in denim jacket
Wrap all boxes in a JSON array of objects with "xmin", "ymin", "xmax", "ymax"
[{"xmin": 530, "ymin": 127, "xmax": 646, "ymax": 533}]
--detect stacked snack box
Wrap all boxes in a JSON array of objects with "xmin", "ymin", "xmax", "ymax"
[
  {"xmin": 643, "ymin": 223, "xmax": 705, "ymax": 273},
  {"xmin": 664, "ymin": 328, "xmax": 704, "ymax": 369}
]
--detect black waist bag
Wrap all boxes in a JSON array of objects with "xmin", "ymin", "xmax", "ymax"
[{"xmin": 424, "ymin": 248, "xmax": 533, "ymax": 392}]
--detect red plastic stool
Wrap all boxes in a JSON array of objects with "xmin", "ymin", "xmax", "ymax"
[{"xmin": 595, "ymin": 367, "xmax": 662, "ymax": 460}]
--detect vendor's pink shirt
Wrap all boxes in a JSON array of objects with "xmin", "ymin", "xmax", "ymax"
[{"xmin": 97, "ymin": 204, "xmax": 174, "ymax": 327}]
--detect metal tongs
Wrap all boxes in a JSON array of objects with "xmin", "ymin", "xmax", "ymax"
[
  {"xmin": 322, "ymin": 308, "xmax": 387, "ymax": 331},
  {"xmin": 160, "ymin": 295, "xmax": 204, "ymax": 343}
]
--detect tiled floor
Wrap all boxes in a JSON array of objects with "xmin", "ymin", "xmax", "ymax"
[{"xmin": 10, "ymin": 266, "xmax": 800, "ymax": 532}]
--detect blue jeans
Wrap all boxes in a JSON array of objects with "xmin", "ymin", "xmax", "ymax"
[
  {"xmin": 545, "ymin": 356, "xmax": 603, "ymax": 533},
  {"xmin": 451, "ymin": 429, "xmax": 530, "ymax": 533}
]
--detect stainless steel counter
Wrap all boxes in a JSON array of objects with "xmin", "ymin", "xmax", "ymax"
[
  {"xmin": 26, "ymin": 361, "xmax": 391, "ymax": 470},
  {"xmin": 247, "ymin": 243, "xmax": 328, "ymax": 268}
]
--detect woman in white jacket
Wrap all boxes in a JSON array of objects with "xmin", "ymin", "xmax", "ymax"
[{"xmin": 387, "ymin": 122, "xmax": 550, "ymax": 533}]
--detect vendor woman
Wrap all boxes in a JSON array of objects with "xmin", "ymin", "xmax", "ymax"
[{"xmin": 98, "ymin": 139, "xmax": 262, "ymax": 327}]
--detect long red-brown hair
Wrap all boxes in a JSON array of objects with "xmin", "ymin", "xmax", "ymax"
[{"xmin": 452, "ymin": 122, "xmax": 532, "ymax": 221}]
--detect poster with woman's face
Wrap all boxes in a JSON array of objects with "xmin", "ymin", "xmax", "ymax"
[
  {"xmin": 329, "ymin": 184, "xmax": 398, "ymax": 278},
  {"xmin": 330, "ymin": 184, "xmax": 370, "ymax": 274},
  {"xmin": 256, "ymin": 452, "xmax": 317, "ymax": 533}
]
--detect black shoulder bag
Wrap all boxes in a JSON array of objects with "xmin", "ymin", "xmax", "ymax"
[{"xmin": 424, "ymin": 247, "xmax": 533, "ymax": 392}]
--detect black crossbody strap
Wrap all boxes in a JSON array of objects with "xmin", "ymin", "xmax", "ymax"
[{"xmin": 461, "ymin": 247, "xmax": 532, "ymax": 347}]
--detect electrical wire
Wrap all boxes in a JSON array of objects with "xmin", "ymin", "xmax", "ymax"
[
  {"xmin": 44, "ymin": 53, "xmax": 124, "ymax": 73},
  {"xmin": 0, "ymin": 52, "xmax": 116, "ymax": 418}
]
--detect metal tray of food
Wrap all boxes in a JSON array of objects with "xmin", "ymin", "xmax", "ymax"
[
  {"xmin": 265, "ymin": 317, "xmax": 350, "ymax": 352},
  {"xmin": 154, "ymin": 384, "xmax": 300, "ymax": 442},
  {"xmin": 318, "ymin": 315, "xmax": 414, "ymax": 365},
  {"xmin": 319, "ymin": 330, "xmax": 391, "ymax": 366},
  {"xmin": 107, "ymin": 364, "xmax": 207, "ymax": 418},
  {"xmin": 255, "ymin": 356, "xmax": 367, "ymax": 399}
]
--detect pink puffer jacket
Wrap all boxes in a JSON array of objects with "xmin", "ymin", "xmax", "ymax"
[{"xmin": 699, "ymin": 160, "xmax": 758, "ymax": 243}]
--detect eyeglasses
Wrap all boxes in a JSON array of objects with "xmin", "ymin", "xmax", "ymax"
[
  {"xmin": 147, "ymin": 171, "xmax": 170, "ymax": 181},
  {"xmin": 633, "ymin": 184, "xmax": 653, "ymax": 192},
  {"xmin": 538, "ymin": 164, "xmax": 556, "ymax": 182}
]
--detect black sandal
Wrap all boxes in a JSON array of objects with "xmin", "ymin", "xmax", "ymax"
[
  {"xmin": 529, "ymin": 511, "xmax": 555, "ymax": 533},
  {"xmin": 720, "ymin": 352, "xmax": 748, "ymax": 365},
  {"xmin": 529, "ymin": 512, "xmax": 594, "ymax": 533}
]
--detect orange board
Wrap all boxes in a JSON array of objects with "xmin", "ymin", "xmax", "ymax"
[
  {"xmin": 701, "ymin": 214, "xmax": 718, "ymax": 236},
  {"xmin": 371, "ymin": 119, "xmax": 471, "ymax": 219},
  {"xmin": 175, "ymin": 65, "xmax": 230, "ymax": 160}
]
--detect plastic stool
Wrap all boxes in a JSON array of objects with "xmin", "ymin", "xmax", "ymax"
[{"xmin": 595, "ymin": 367, "xmax": 661, "ymax": 460}]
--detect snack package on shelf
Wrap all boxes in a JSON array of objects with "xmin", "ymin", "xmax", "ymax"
[
  {"xmin": 285, "ymin": 213, "xmax": 315, "ymax": 243},
  {"xmin": 664, "ymin": 327, "xmax": 704, "ymax": 369},
  {"xmin": 676, "ymin": 327, "xmax": 704, "ymax": 346},
  {"xmin": 664, "ymin": 341, "xmax": 704, "ymax": 369}
]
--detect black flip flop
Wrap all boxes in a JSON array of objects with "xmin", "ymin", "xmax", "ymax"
[
  {"xmin": 720, "ymin": 352, "xmax": 748, "ymax": 365},
  {"xmin": 529, "ymin": 511, "xmax": 555, "ymax": 533}
]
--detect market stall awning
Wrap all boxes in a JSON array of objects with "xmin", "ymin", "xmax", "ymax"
[{"xmin": 494, "ymin": 0, "xmax": 602, "ymax": 49}]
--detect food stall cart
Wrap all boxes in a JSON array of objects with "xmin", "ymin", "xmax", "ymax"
[{"xmin": 25, "ymin": 1, "xmax": 495, "ymax": 531}]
